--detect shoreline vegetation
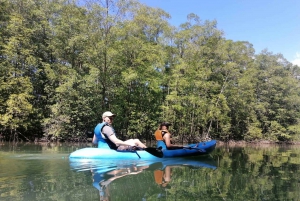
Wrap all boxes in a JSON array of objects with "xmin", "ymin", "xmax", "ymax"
[
  {"xmin": 1, "ymin": 0, "xmax": 300, "ymax": 144},
  {"xmin": 218, "ymin": 140, "xmax": 300, "ymax": 146},
  {"xmin": 2, "ymin": 135, "xmax": 300, "ymax": 146}
]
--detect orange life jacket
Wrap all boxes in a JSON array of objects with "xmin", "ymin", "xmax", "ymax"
[
  {"xmin": 154, "ymin": 170, "xmax": 164, "ymax": 184},
  {"xmin": 154, "ymin": 130, "xmax": 163, "ymax": 140},
  {"xmin": 154, "ymin": 129, "xmax": 170, "ymax": 141}
]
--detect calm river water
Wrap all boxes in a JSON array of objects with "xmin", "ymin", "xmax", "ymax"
[{"xmin": 1, "ymin": 142, "xmax": 300, "ymax": 201}]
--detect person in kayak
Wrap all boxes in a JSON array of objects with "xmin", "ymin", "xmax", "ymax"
[
  {"xmin": 154, "ymin": 122, "xmax": 184, "ymax": 149},
  {"xmin": 92, "ymin": 111, "xmax": 147, "ymax": 150}
]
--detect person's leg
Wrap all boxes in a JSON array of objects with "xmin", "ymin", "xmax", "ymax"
[
  {"xmin": 125, "ymin": 139, "xmax": 147, "ymax": 148},
  {"xmin": 132, "ymin": 139, "xmax": 147, "ymax": 148}
]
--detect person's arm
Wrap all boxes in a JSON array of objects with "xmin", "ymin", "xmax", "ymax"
[
  {"xmin": 163, "ymin": 133, "xmax": 184, "ymax": 149},
  {"xmin": 92, "ymin": 134, "xmax": 98, "ymax": 144}
]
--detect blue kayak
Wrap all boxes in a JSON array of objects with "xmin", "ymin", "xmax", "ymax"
[{"xmin": 69, "ymin": 140, "xmax": 216, "ymax": 160}]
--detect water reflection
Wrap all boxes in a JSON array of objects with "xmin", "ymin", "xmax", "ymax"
[
  {"xmin": 70, "ymin": 157, "xmax": 217, "ymax": 201},
  {"xmin": 4, "ymin": 142, "xmax": 300, "ymax": 200},
  {"xmin": 92, "ymin": 164, "xmax": 150, "ymax": 201}
]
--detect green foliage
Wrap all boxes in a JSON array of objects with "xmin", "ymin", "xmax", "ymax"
[
  {"xmin": 244, "ymin": 123, "xmax": 263, "ymax": 141},
  {"xmin": 0, "ymin": 0, "xmax": 300, "ymax": 142},
  {"xmin": 264, "ymin": 120, "xmax": 289, "ymax": 141},
  {"xmin": 287, "ymin": 124, "xmax": 300, "ymax": 141}
]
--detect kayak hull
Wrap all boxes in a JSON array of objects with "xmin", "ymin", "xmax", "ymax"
[
  {"xmin": 162, "ymin": 140, "xmax": 216, "ymax": 158},
  {"xmin": 69, "ymin": 147, "xmax": 159, "ymax": 160},
  {"xmin": 69, "ymin": 140, "xmax": 217, "ymax": 160}
]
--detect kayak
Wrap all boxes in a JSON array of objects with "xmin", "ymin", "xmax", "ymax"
[
  {"xmin": 69, "ymin": 140, "xmax": 216, "ymax": 160},
  {"xmin": 158, "ymin": 140, "xmax": 216, "ymax": 158}
]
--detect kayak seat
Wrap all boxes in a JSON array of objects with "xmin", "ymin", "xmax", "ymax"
[
  {"xmin": 156, "ymin": 140, "xmax": 167, "ymax": 149},
  {"xmin": 98, "ymin": 141, "xmax": 110, "ymax": 149},
  {"xmin": 154, "ymin": 130, "xmax": 167, "ymax": 149}
]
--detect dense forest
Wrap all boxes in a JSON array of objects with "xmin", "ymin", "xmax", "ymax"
[{"xmin": 0, "ymin": 0, "xmax": 300, "ymax": 143}]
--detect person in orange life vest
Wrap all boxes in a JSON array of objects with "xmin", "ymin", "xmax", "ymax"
[
  {"xmin": 154, "ymin": 122, "xmax": 184, "ymax": 149},
  {"xmin": 92, "ymin": 111, "xmax": 147, "ymax": 150},
  {"xmin": 154, "ymin": 166, "xmax": 173, "ymax": 188}
]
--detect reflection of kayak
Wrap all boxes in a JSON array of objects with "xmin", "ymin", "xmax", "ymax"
[
  {"xmin": 69, "ymin": 140, "xmax": 216, "ymax": 159},
  {"xmin": 69, "ymin": 156, "xmax": 217, "ymax": 171},
  {"xmin": 146, "ymin": 157, "xmax": 217, "ymax": 170},
  {"xmin": 70, "ymin": 157, "xmax": 217, "ymax": 201},
  {"xmin": 73, "ymin": 157, "xmax": 217, "ymax": 200}
]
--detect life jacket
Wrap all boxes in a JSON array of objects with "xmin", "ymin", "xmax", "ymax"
[
  {"xmin": 154, "ymin": 170, "xmax": 164, "ymax": 184},
  {"xmin": 154, "ymin": 129, "xmax": 170, "ymax": 140},
  {"xmin": 94, "ymin": 122, "xmax": 118, "ymax": 149},
  {"xmin": 154, "ymin": 130, "xmax": 163, "ymax": 140},
  {"xmin": 154, "ymin": 129, "xmax": 169, "ymax": 149}
]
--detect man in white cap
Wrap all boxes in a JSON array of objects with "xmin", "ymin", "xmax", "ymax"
[{"xmin": 92, "ymin": 111, "xmax": 147, "ymax": 150}]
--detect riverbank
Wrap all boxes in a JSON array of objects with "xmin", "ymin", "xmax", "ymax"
[
  {"xmin": 217, "ymin": 140, "xmax": 300, "ymax": 146},
  {"xmin": 2, "ymin": 134, "xmax": 300, "ymax": 145}
]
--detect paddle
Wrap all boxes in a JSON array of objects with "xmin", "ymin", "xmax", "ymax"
[{"xmin": 142, "ymin": 147, "xmax": 163, "ymax": 158}]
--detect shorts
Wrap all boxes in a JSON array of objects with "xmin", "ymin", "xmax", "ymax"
[{"xmin": 117, "ymin": 145, "xmax": 136, "ymax": 151}]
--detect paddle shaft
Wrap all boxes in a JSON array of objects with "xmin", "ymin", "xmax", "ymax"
[{"xmin": 135, "ymin": 150, "xmax": 141, "ymax": 158}]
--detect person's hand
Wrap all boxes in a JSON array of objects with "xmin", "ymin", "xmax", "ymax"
[{"xmin": 131, "ymin": 146, "xmax": 137, "ymax": 150}]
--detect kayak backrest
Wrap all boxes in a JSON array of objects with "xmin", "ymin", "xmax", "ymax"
[
  {"xmin": 98, "ymin": 141, "xmax": 110, "ymax": 149},
  {"xmin": 94, "ymin": 122, "xmax": 107, "ymax": 144},
  {"xmin": 154, "ymin": 130, "xmax": 167, "ymax": 149},
  {"xmin": 156, "ymin": 140, "xmax": 166, "ymax": 149},
  {"xmin": 94, "ymin": 122, "xmax": 114, "ymax": 149}
]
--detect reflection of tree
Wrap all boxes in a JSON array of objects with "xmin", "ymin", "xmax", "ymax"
[
  {"xmin": 153, "ymin": 166, "xmax": 218, "ymax": 201},
  {"xmin": 211, "ymin": 146, "xmax": 300, "ymax": 201}
]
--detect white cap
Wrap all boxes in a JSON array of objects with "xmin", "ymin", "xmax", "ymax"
[{"xmin": 102, "ymin": 111, "xmax": 116, "ymax": 118}]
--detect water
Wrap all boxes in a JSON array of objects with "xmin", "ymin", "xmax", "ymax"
[{"xmin": 1, "ymin": 142, "xmax": 300, "ymax": 201}]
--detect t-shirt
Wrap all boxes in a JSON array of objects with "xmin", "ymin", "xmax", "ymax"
[{"xmin": 102, "ymin": 125, "xmax": 114, "ymax": 138}]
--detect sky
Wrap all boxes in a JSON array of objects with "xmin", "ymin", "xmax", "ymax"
[{"xmin": 139, "ymin": 0, "xmax": 300, "ymax": 66}]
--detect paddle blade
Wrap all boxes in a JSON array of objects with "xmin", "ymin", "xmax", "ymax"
[{"xmin": 144, "ymin": 147, "xmax": 163, "ymax": 158}]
